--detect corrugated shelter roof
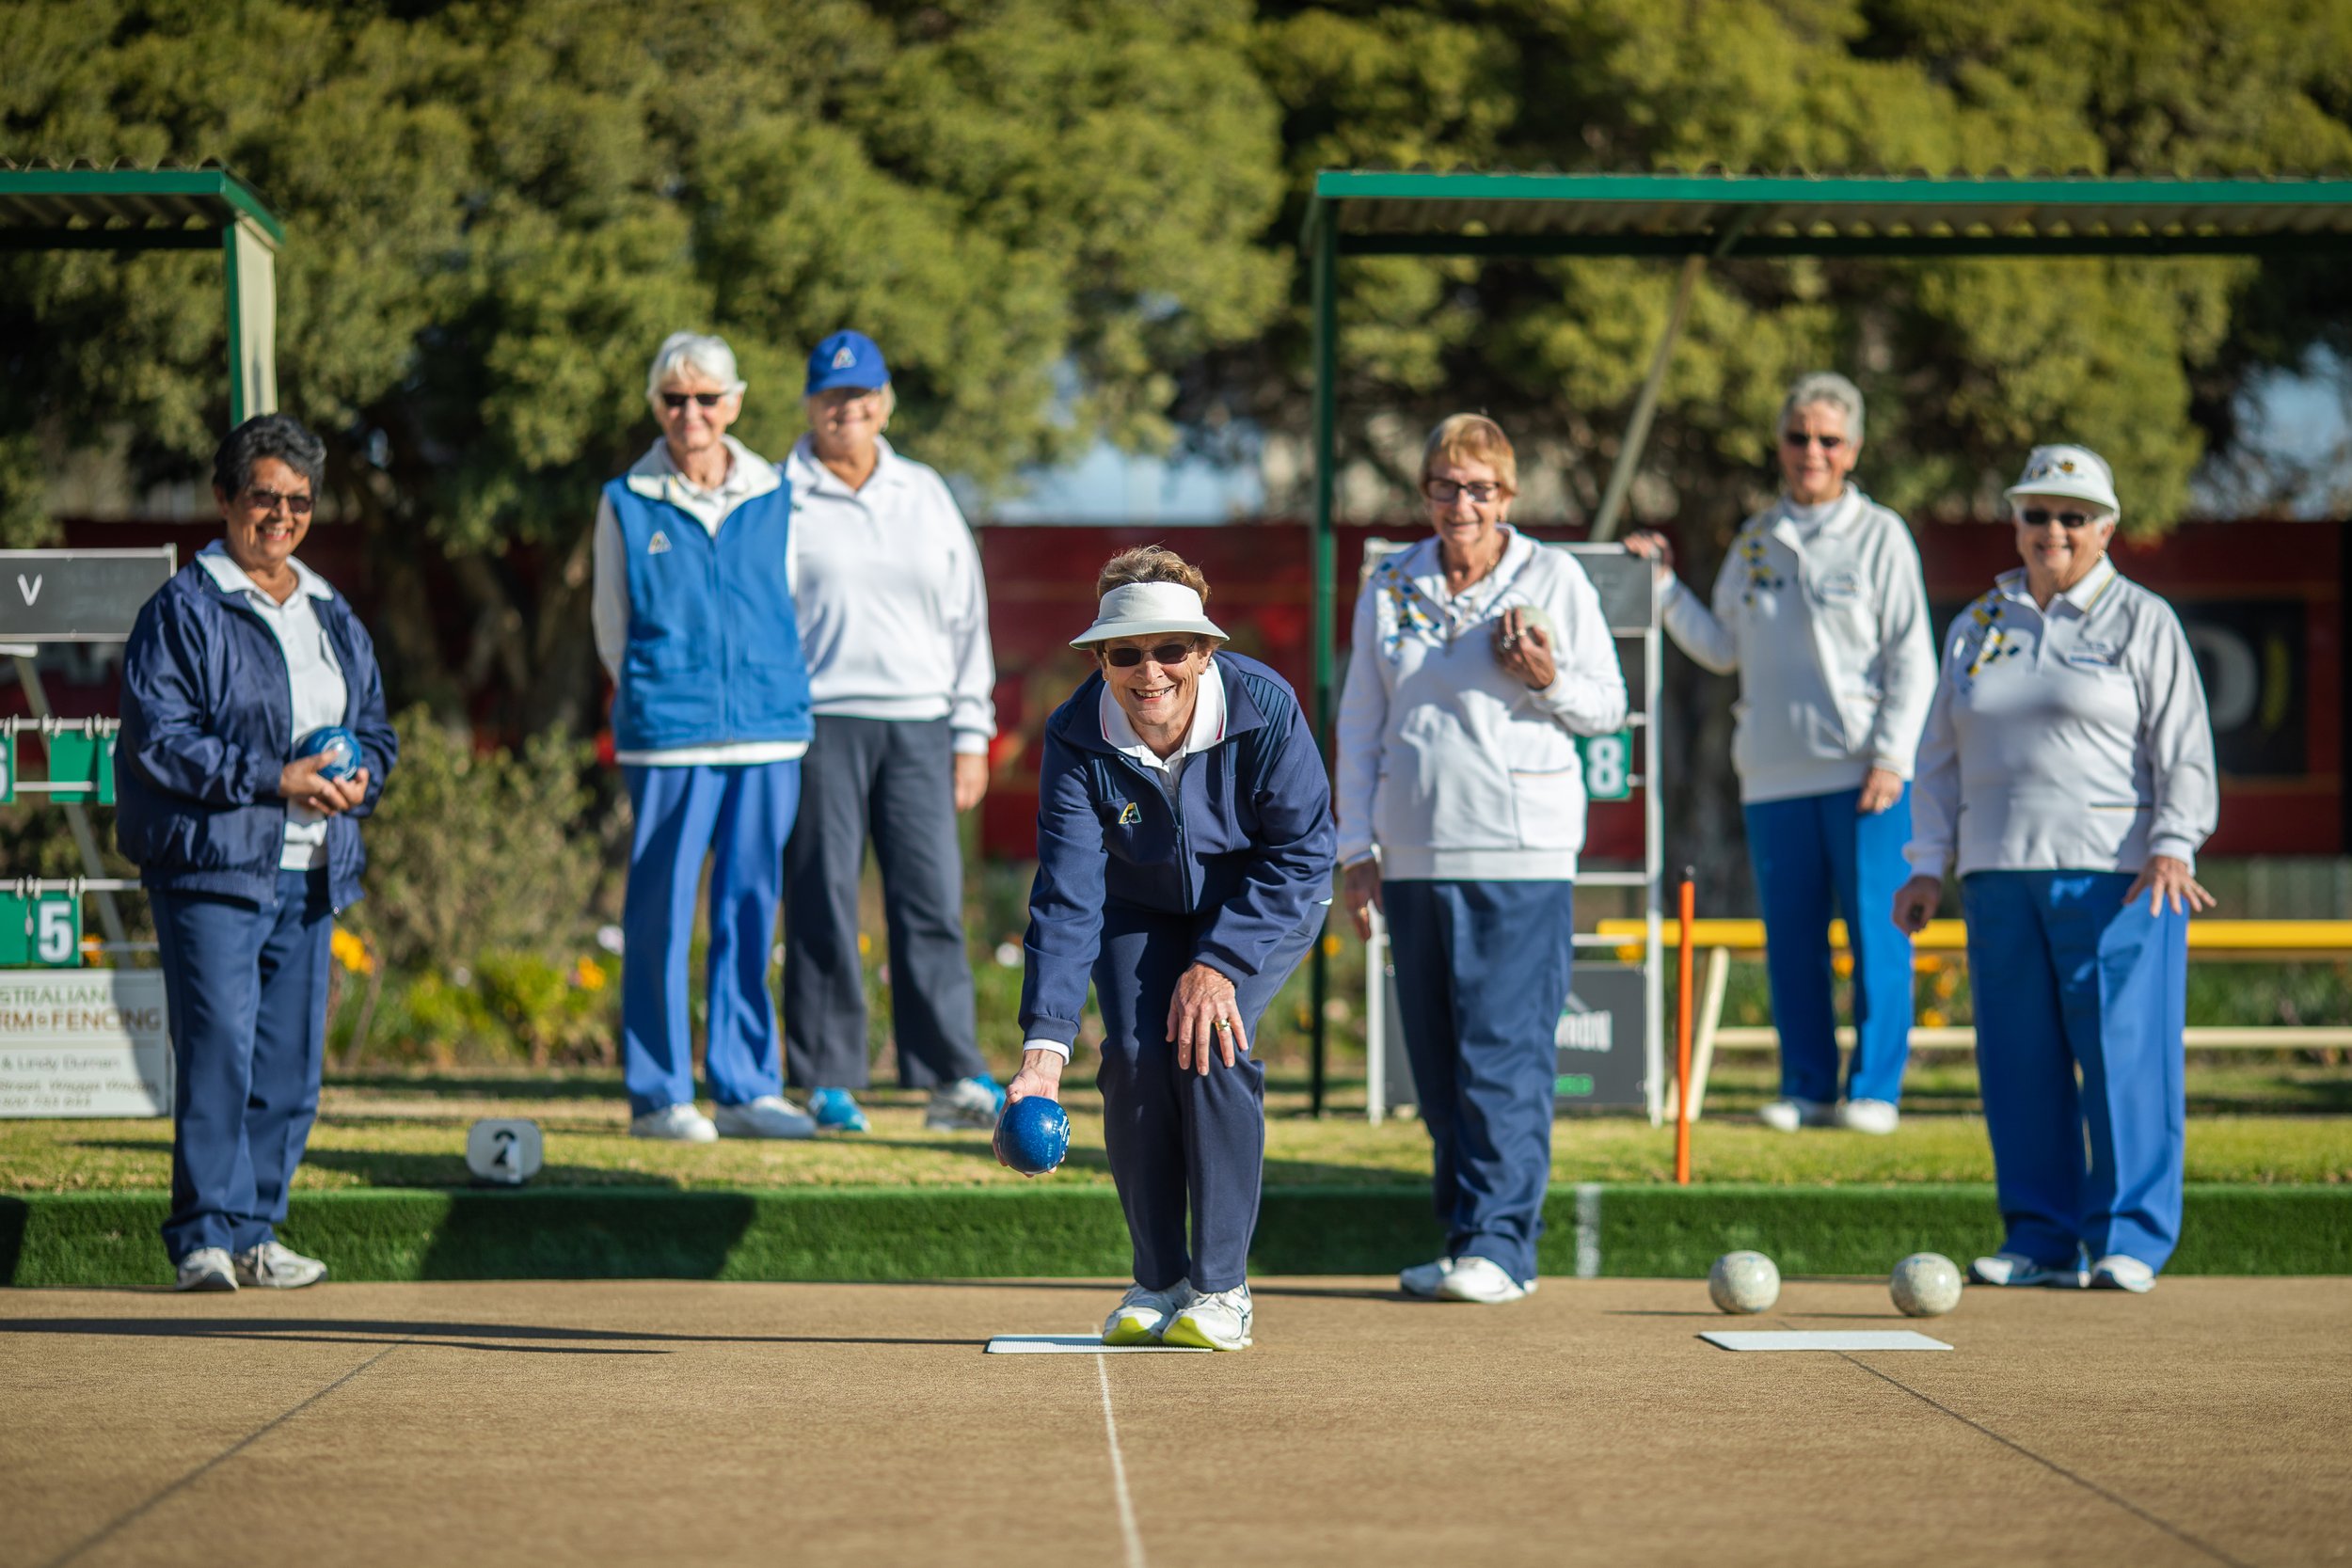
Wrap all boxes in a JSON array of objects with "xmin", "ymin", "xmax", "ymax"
[{"xmin": 0, "ymin": 162, "xmax": 283, "ymax": 248}]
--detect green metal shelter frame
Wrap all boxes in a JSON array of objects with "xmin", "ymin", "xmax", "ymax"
[
  {"xmin": 0, "ymin": 165, "xmax": 285, "ymax": 422},
  {"xmin": 1299, "ymin": 170, "xmax": 2352, "ymax": 1113}
]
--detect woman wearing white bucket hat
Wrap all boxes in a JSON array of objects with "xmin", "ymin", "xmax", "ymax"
[
  {"xmin": 1895, "ymin": 443, "xmax": 2217, "ymax": 1294},
  {"xmin": 1009, "ymin": 546, "xmax": 1335, "ymax": 1350}
]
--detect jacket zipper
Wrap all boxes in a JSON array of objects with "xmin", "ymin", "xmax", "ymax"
[{"xmin": 1111, "ymin": 751, "xmax": 1195, "ymax": 913}]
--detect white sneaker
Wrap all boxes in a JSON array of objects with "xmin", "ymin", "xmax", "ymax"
[
  {"xmin": 1968, "ymin": 1252, "xmax": 2086, "ymax": 1289},
  {"xmin": 1836, "ymin": 1098, "xmax": 1900, "ymax": 1135},
  {"xmin": 1757, "ymin": 1097, "xmax": 1834, "ymax": 1132},
  {"xmin": 1102, "ymin": 1282, "xmax": 1185, "ymax": 1345},
  {"xmin": 1399, "ymin": 1257, "xmax": 1455, "ymax": 1299},
  {"xmin": 1162, "ymin": 1283, "xmax": 1253, "ymax": 1350},
  {"xmin": 174, "ymin": 1246, "xmax": 236, "ymax": 1292},
  {"xmin": 234, "ymin": 1240, "xmax": 327, "ymax": 1290},
  {"xmin": 2089, "ymin": 1255, "xmax": 2156, "ymax": 1293},
  {"xmin": 711, "ymin": 1096, "xmax": 815, "ymax": 1140},
  {"xmin": 1434, "ymin": 1256, "xmax": 1534, "ymax": 1304},
  {"xmin": 629, "ymin": 1102, "xmax": 719, "ymax": 1142},
  {"xmin": 925, "ymin": 1075, "xmax": 1007, "ymax": 1131}
]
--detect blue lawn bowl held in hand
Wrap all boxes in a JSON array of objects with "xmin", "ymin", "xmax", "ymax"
[
  {"xmin": 994, "ymin": 1096, "xmax": 1071, "ymax": 1178},
  {"xmin": 294, "ymin": 725, "xmax": 362, "ymax": 782}
]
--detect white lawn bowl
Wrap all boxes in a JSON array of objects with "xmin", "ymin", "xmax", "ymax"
[
  {"xmin": 1708, "ymin": 1250, "xmax": 1780, "ymax": 1314},
  {"xmin": 1888, "ymin": 1252, "xmax": 1964, "ymax": 1317}
]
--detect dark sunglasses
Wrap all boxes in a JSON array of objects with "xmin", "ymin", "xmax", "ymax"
[
  {"xmin": 1103, "ymin": 641, "xmax": 1197, "ymax": 669},
  {"xmin": 241, "ymin": 486, "xmax": 313, "ymax": 516},
  {"xmin": 1781, "ymin": 432, "xmax": 1845, "ymax": 450},
  {"xmin": 1425, "ymin": 479, "xmax": 1504, "ymax": 504},
  {"xmin": 661, "ymin": 391, "xmax": 726, "ymax": 410},
  {"xmin": 2019, "ymin": 507, "xmax": 2099, "ymax": 529}
]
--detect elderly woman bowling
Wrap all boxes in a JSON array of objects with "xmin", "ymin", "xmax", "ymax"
[
  {"xmin": 1895, "ymin": 445, "xmax": 2217, "ymax": 1294},
  {"xmin": 1626, "ymin": 372, "xmax": 1935, "ymax": 1136},
  {"xmin": 1335, "ymin": 414, "xmax": 1629, "ymax": 1305},
  {"xmin": 1008, "ymin": 547, "xmax": 1334, "ymax": 1350}
]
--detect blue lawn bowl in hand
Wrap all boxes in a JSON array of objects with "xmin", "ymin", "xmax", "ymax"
[
  {"xmin": 294, "ymin": 725, "xmax": 362, "ymax": 782},
  {"xmin": 994, "ymin": 1096, "xmax": 1071, "ymax": 1178}
]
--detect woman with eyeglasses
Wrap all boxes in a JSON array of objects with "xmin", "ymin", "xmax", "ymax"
[
  {"xmin": 1335, "ymin": 415, "xmax": 1629, "ymax": 1305},
  {"xmin": 590, "ymin": 331, "xmax": 815, "ymax": 1143},
  {"xmin": 1625, "ymin": 372, "xmax": 1934, "ymax": 1136},
  {"xmin": 118, "ymin": 413, "xmax": 399, "ymax": 1291},
  {"xmin": 779, "ymin": 330, "xmax": 1007, "ymax": 1136},
  {"xmin": 1895, "ymin": 446, "xmax": 2217, "ymax": 1294},
  {"xmin": 1009, "ymin": 546, "xmax": 1334, "ymax": 1350}
]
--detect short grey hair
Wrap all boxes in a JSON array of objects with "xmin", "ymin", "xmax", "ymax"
[
  {"xmin": 645, "ymin": 332, "xmax": 746, "ymax": 406},
  {"xmin": 1779, "ymin": 372, "xmax": 1865, "ymax": 446}
]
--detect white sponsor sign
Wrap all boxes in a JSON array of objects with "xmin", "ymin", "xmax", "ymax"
[{"xmin": 0, "ymin": 969, "xmax": 172, "ymax": 1117}]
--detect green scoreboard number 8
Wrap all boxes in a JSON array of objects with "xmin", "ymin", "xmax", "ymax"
[{"xmin": 1577, "ymin": 731, "xmax": 1633, "ymax": 802}]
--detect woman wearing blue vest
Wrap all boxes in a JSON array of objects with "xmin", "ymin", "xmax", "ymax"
[
  {"xmin": 1008, "ymin": 546, "xmax": 1335, "ymax": 1351},
  {"xmin": 591, "ymin": 332, "xmax": 815, "ymax": 1141}
]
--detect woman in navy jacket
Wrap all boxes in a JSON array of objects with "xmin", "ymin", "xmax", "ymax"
[
  {"xmin": 117, "ymin": 414, "xmax": 397, "ymax": 1291},
  {"xmin": 1007, "ymin": 546, "xmax": 1335, "ymax": 1352}
]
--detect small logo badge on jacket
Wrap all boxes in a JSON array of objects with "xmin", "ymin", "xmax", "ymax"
[
  {"xmin": 1117, "ymin": 801, "xmax": 1141, "ymax": 826},
  {"xmin": 647, "ymin": 530, "xmax": 671, "ymax": 555}
]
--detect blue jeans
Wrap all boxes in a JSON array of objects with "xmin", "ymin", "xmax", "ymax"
[
  {"xmin": 1962, "ymin": 870, "xmax": 2188, "ymax": 1273},
  {"xmin": 1383, "ymin": 879, "xmax": 1576, "ymax": 1285},
  {"xmin": 1743, "ymin": 785, "xmax": 1915, "ymax": 1104},
  {"xmin": 154, "ymin": 867, "xmax": 332, "ymax": 1263},
  {"xmin": 621, "ymin": 761, "xmax": 801, "ymax": 1116}
]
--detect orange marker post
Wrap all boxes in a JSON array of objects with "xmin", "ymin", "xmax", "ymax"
[{"xmin": 1675, "ymin": 868, "xmax": 1695, "ymax": 1186}]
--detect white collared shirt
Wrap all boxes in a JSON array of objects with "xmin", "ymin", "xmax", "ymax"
[
  {"xmin": 589, "ymin": 436, "xmax": 809, "ymax": 768},
  {"xmin": 1906, "ymin": 557, "xmax": 2218, "ymax": 879},
  {"xmin": 198, "ymin": 543, "xmax": 345, "ymax": 870}
]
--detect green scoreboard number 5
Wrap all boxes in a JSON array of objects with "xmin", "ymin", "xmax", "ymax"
[
  {"xmin": 1577, "ymin": 730, "xmax": 1634, "ymax": 802},
  {"xmin": 0, "ymin": 892, "xmax": 82, "ymax": 967}
]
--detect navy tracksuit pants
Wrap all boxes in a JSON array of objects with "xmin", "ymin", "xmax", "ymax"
[
  {"xmin": 154, "ymin": 867, "xmax": 333, "ymax": 1263},
  {"xmin": 1093, "ymin": 904, "xmax": 1320, "ymax": 1295},
  {"xmin": 1962, "ymin": 870, "xmax": 2188, "ymax": 1272},
  {"xmin": 1383, "ymin": 879, "xmax": 1577, "ymax": 1285}
]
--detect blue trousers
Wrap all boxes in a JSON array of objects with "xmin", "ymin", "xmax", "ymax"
[
  {"xmin": 1384, "ymin": 879, "xmax": 1577, "ymax": 1285},
  {"xmin": 154, "ymin": 867, "xmax": 332, "ymax": 1263},
  {"xmin": 1962, "ymin": 871, "xmax": 2187, "ymax": 1272},
  {"xmin": 1743, "ymin": 785, "xmax": 1915, "ymax": 1105},
  {"xmin": 622, "ymin": 761, "xmax": 801, "ymax": 1117},
  {"xmin": 1092, "ymin": 904, "xmax": 1320, "ymax": 1295}
]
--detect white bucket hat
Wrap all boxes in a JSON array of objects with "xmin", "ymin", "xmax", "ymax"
[
  {"xmin": 2004, "ymin": 444, "xmax": 2121, "ymax": 515},
  {"xmin": 1069, "ymin": 581, "xmax": 1228, "ymax": 648}
]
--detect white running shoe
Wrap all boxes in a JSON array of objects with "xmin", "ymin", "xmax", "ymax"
[
  {"xmin": 1162, "ymin": 1283, "xmax": 1252, "ymax": 1350},
  {"xmin": 1102, "ymin": 1282, "xmax": 1185, "ymax": 1345},
  {"xmin": 1836, "ymin": 1098, "xmax": 1900, "ymax": 1135},
  {"xmin": 629, "ymin": 1102, "xmax": 719, "ymax": 1142},
  {"xmin": 711, "ymin": 1096, "xmax": 816, "ymax": 1140},
  {"xmin": 1434, "ymin": 1256, "xmax": 1534, "ymax": 1304},
  {"xmin": 234, "ymin": 1240, "xmax": 327, "ymax": 1290},
  {"xmin": 924, "ymin": 1075, "xmax": 1007, "ymax": 1132},
  {"xmin": 1968, "ymin": 1252, "xmax": 2086, "ymax": 1289},
  {"xmin": 1757, "ymin": 1097, "xmax": 1834, "ymax": 1132},
  {"xmin": 2089, "ymin": 1255, "xmax": 2156, "ymax": 1293},
  {"xmin": 1399, "ymin": 1257, "xmax": 1454, "ymax": 1299},
  {"xmin": 174, "ymin": 1246, "xmax": 237, "ymax": 1292}
]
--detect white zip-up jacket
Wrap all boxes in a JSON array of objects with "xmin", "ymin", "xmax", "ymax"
[
  {"xmin": 1336, "ymin": 530, "xmax": 1629, "ymax": 881},
  {"xmin": 1661, "ymin": 487, "xmax": 1934, "ymax": 802}
]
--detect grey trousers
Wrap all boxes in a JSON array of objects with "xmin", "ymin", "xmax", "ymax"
[{"xmin": 783, "ymin": 716, "xmax": 987, "ymax": 1089}]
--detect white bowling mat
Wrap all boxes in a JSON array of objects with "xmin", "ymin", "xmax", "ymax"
[
  {"xmin": 985, "ymin": 1334, "xmax": 1214, "ymax": 1354},
  {"xmin": 1701, "ymin": 1330, "xmax": 1952, "ymax": 1352}
]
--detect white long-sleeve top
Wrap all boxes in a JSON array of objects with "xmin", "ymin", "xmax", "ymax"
[
  {"xmin": 1905, "ymin": 557, "xmax": 2218, "ymax": 879},
  {"xmin": 1336, "ymin": 529, "xmax": 1629, "ymax": 881},
  {"xmin": 1661, "ymin": 486, "xmax": 1935, "ymax": 802},
  {"xmin": 197, "ymin": 544, "xmax": 346, "ymax": 869},
  {"xmin": 591, "ymin": 436, "xmax": 808, "ymax": 768},
  {"xmin": 784, "ymin": 435, "xmax": 997, "ymax": 754}
]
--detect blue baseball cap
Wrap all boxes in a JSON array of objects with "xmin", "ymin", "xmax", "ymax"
[{"xmin": 805, "ymin": 329, "xmax": 888, "ymax": 394}]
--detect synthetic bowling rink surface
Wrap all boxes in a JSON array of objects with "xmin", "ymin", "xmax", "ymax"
[{"xmin": 2, "ymin": 1278, "xmax": 2344, "ymax": 1568}]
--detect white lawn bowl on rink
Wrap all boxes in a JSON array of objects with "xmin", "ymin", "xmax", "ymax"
[
  {"xmin": 1708, "ymin": 1250, "xmax": 1780, "ymax": 1314},
  {"xmin": 1888, "ymin": 1252, "xmax": 1964, "ymax": 1317}
]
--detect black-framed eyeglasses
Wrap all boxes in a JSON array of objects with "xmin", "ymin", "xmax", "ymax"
[
  {"xmin": 241, "ymin": 486, "xmax": 313, "ymax": 517},
  {"xmin": 661, "ymin": 391, "xmax": 726, "ymax": 411},
  {"xmin": 2019, "ymin": 507, "xmax": 2099, "ymax": 529},
  {"xmin": 1425, "ymin": 479, "xmax": 1503, "ymax": 504},
  {"xmin": 1782, "ymin": 432, "xmax": 1845, "ymax": 450},
  {"xmin": 1102, "ymin": 641, "xmax": 1197, "ymax": 669}
]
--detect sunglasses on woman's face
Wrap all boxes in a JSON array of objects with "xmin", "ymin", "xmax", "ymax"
[
  {"xmin": 1424, "ymin": 480, "xmax": 1503, "ymax": 504},
  {"xmin": 1782, "ymin": 432, "xmax": 1845, "ymax": 450},
  {"xmin": 241, "ymin": 486, "xmax": 313, "ymax": 517},
  {"xmin": 661, "ymin": 391, "xmax": 726, "ymax": 411},
  {"xmin": 1103, "ymin": 642, "xmax": 1196, "ymax": 669},
  {"xmin": 2019, "ymin": 507, "xmax": 2099, "ymax": 529}
]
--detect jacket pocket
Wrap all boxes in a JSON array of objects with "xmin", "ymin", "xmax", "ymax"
[{"xmin": 1509, "ymin": 764, "xmax": 1585, "ymax": 849}]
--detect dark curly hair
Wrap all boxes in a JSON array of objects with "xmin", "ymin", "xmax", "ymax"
[{"xmin": 212, "ymin": 413, "xmax": 326, "ymax": 499}]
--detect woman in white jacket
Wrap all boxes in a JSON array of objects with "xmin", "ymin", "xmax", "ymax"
[
  {"xmin": 1626, "ymin": 372, "xmax": 1934, "ymax": 1135},
  {"xmin": 1337, "ymin": 414, "xmax": 1628, "ymax": 1304}
]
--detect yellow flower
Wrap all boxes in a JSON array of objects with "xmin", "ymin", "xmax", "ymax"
[
  {"xmin": 1832, "ymin": 952, "xmax": 1854, "ymax": 978},
  {"xmin": 1912, "ymin": 954, "xmax": 1943, "ymax": 974},
  {"xmin": 1920, "ymin": 1007, "xmax": 1948, "ymax": 1028},
  {"xmin": 330, "ymin": 927, "xmax": 375, "ymax": 975},
  {"xmin": 572, "ymin": 957, "xmax": 608, "ymax": 991}
]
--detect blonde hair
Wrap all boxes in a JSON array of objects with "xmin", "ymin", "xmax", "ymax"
[
  {"xmin": 1095, "ymin": 545, "xmax": 1210, "ymax": 605},
  {"xmin": 1421, "ymin": 414, "xmax": 1518, "ymax": 495}
]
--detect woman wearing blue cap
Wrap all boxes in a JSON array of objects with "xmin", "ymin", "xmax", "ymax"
[
  {"xmin": 1896, "ymin": 444, "xmax": 2217, "ymax": 1293},
  {"xmin": 1009, "ymin": 546, "xmax": 1335, "ymax": 1350},
  {"xmin": 781, "ymin": 330, "xmax": 1007, "ymax": 1133}
]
